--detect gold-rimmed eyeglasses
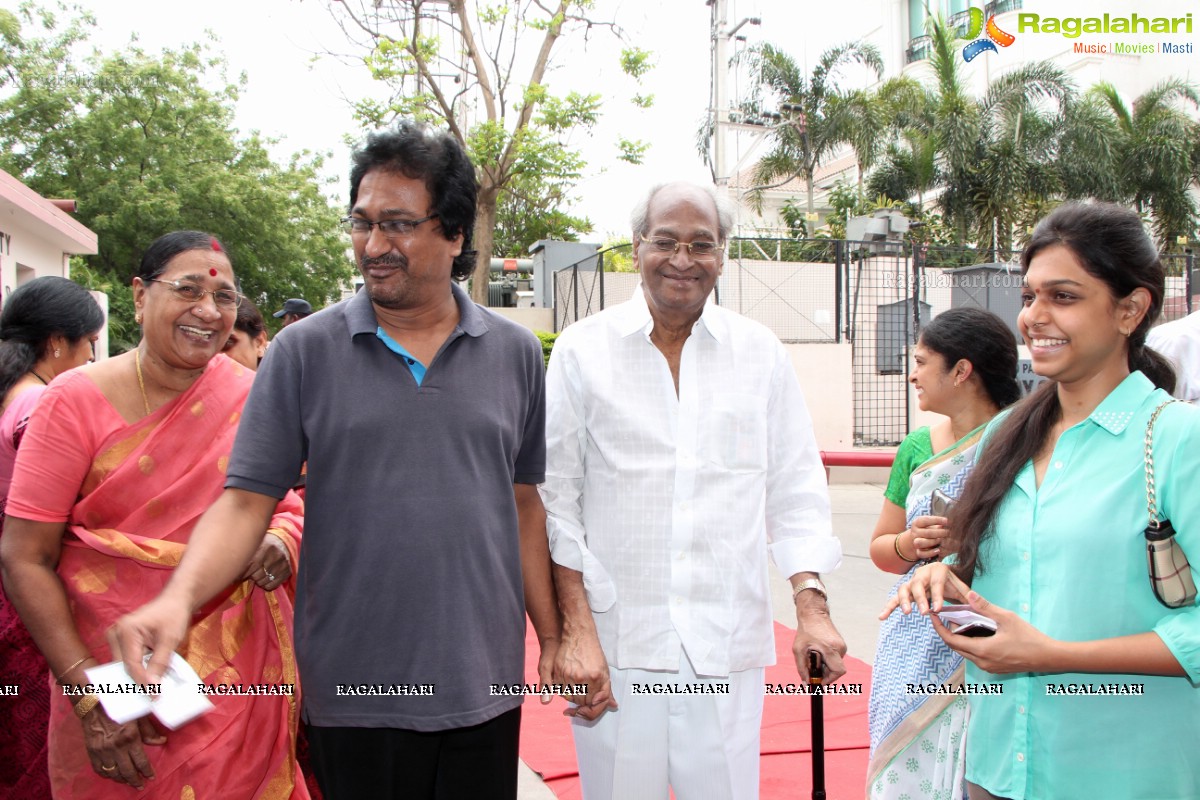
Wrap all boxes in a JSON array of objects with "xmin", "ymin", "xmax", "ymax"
[
  {"xmin": 639, "ymin": 235, "xmax": 722, "ymax": 260},
  {"xmin": 146, "ymin": 278, "xmax": 243, "ymax": 309}
]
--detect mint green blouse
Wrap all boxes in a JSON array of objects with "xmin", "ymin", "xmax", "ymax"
[{"xmin": 966, "ymin": 372, "xmax": 1200, "ymax": 799}]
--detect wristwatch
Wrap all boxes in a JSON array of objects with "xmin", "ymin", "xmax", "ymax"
[{"xmin": 792, "ymin": 577, "xmax": 828, "ymax": 602}]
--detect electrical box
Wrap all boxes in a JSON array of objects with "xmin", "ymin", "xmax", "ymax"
[{"xmin": 876, "ymin": 298, "xmax": 930, "ymax": 375}]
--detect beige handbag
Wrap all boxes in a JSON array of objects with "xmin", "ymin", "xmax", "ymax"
[{"xmin": 1143, "ymin": 400, "xmax": 1197, "ymax": 609}]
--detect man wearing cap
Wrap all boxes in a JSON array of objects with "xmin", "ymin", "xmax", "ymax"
[{"xmin": 275, "ymin": 298, "xmax": 313, "ymax": 327}]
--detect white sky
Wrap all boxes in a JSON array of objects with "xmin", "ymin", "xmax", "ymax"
[{"xmin": 30, "ymin": 0, "xmax": 876, "ymax": 240}]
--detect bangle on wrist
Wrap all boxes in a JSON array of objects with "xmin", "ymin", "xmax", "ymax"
[
  {"xmin": 894, "ymin": 531, "xmax": 919, "ymax": 563},
  {"xmin": 55, "ymin": 655, "xmax": 93, "ymax": 685},
  {"xmin": 73, "ymin": 693, "xmax": 101, "ymax": 719}
]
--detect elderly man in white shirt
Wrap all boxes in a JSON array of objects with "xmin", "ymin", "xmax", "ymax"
[
  {"xmin": 1148, "ymin": 308, "xmax": 1200, "ymax": 403},
  {"xmin": 541, "ymin": 181, "xmax": 847, "ymax": 800}
]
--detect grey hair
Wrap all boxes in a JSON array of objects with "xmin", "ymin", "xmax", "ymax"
[{"xmin": 629, "ymin": 182, "xmax": 735, "ymax": 242}]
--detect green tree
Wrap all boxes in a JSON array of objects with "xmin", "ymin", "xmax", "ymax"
[
  {"xmin": 1056, "ymin": 95, "xmax": 1124, "ymax": 204},
  {"xmin": 491, "ymin": 164, "xmax": 592, "ymax": 258},
  {"xmin": 826, "ymin": 87, "xmax": 884, "ymax": 190},
  {"xmin": 0, "ymin": 3, "xmax": 354, "ymax": 351},
  {"xmin": 970, "ymin": 62, "xmax": 1074, "ymax": 252},
  {"xmin": 1091, "ymin": 79, "xmax": 1200, "ymax": 251},
  {"xmin": 598, "ymin": 238, "xmax": 634, "ymax": 272},
  {"xmin": 740, "ymin": 41, "xmax": 884, "ymax": 216},
  {"xmin": 333, "ymin": 0, "xmax": 652, "ymax": 303},
  {"xmin": 868, "ymin": 18, "xmax": 1074, "ymax": 251},
  {"xmin": 921, "ymin": 15, "xmax": 980, "ymax": 244},
  {"xmin": 866, "ymin": 76, "xmax": 939, "ymax": 210}
]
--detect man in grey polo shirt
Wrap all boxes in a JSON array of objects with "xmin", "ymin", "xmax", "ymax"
[{"xmin": 111, "ymin": 121, "xmax": 561, "ymax": 800}]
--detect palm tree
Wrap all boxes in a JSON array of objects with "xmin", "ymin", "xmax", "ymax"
[
  {"xmin": 921, "ymin": 15, "xmax": 980, "ymax": 244},
  {"xmin": 872, "ymin": 16, "xmax": 1075, "ymax": 251},
  {"xmin": 741, "ymin": 41, "xmax": 884, "ymax": 216},
  {"xmin": 827, "ymin": 88, "xmax": 883, "ymax": 190},
  {"xmin": 970, "ymin": 61, "xmax": 1075, "ymax": 251},
  {"xmin": 1056, "ymin": 94, "xmax": 1125, "ymax": 204},
  {"xmin": 1091, "ymin": 79, "xmax": 1200, "ymax": 249},
  {"xmin": 865, "ymin": 76, "xmax": 938, "ymax": 208}
]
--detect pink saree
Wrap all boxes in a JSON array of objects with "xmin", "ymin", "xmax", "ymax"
[{"xmin": 8, "ymin": 356, "xmax": 306, "ymax": 799}]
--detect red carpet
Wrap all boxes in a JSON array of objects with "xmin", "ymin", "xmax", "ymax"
[{"xmin": 519, "ymin": 622, "xmax": 871, "ymax": 799}]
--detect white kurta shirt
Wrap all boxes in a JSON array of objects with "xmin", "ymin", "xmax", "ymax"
[
  {"xmin": 541, "ymin": 289, "xmax": 841, "ymax": 677},
  {"xmin": 1148, "ymin": 310, "xmax": 1200, "ymax": 403}
]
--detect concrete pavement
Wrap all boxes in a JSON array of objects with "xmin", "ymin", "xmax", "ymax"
[{"xmin": 517, "ymin": 479, "xmax": 898, "ymax": 798}]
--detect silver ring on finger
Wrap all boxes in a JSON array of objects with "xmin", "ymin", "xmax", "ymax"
[
  {"xmin": 264, "ymin": 570, "xmax": 276, "ymax": 582},
  {"xmin": 100, "ymin": 764, "xmax": 117, "ymax": 773}
]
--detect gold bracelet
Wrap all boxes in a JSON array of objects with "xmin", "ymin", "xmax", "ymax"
[
  {"xmin": 73, "ymin": 693, "xmax": 101, "ymax": 720},
  {"xmin": 55, "ymin": 655, "xmax": 93, "ymax": 685},
  {"xmin": 894, "ymin": 531, "xmax": 919, "ymax": 563}
]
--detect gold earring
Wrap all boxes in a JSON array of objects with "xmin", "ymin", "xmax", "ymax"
[
  {"xmin": 54, "ymin": 347, "xmax": 61, "ymax": 358},
  {"xmin": 136, "ymin": 312, "xmax": 144, "ymax": 325}
]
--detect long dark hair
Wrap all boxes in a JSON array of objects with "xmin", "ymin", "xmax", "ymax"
[
  {"xmin": 950, "ymin": 201, "xmax": 1174, "ymax": 583},
  {"xmin": 920, "ymin": 307, "xmax": 1020, "ymax": 409},
  {"xmin": 0, "ymin": 277, "xmax": 105, "ymax": 397}
]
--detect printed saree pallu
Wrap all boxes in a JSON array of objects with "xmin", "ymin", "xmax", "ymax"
[
  {"xmin": 46, "ymin": 360, "xmax": 307, "ymax": 799},
  {"xmin": 867, "ymin": 426, "xmax": 985, "ymax": 800}
]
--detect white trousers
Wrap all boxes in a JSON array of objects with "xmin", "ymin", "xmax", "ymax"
[{"xmin": 570, "ymin": 653, "xmax": 765, "ymax": 800}]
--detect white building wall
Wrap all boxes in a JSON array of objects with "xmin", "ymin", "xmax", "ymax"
[
  {"xmin": 0, "ymin": 216, "xmax": 71, "ymax": 299},
  {"xmin": 0, "ymin": 169, "xmax": 103, "ymax": 354}
]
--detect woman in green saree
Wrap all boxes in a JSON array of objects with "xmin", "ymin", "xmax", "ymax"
[{"xmin": 866, "ymin": 308, "xmax": 1019, "ymax": 800}]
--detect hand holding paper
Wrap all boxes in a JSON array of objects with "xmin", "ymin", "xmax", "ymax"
[{"xmin": 84, "ymin": 653, "xmax": 213, "ymax": 730}]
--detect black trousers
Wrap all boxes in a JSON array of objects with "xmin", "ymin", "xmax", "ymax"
[{"xmin": 306, "ymin": 707, "xmax": 522, "ymax": 800}]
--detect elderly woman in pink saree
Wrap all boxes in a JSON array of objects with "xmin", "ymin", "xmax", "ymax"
[{"xmin": 0, "ymin": 231, "xmax": 307, "ymax": 799}]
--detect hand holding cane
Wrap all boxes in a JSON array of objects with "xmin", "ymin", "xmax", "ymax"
[{"xmin": 808, "ymin": 650, "xmax": 826, "ymax": 800}]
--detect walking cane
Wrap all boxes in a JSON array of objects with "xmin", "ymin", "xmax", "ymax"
[{"xmin": 808, "ymin": 650, "xmax": 826, "ymax": 800}]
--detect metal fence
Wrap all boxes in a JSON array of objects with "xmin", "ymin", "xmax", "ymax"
[
  {"xmin": 552, "ymin": 239, "xmax": 1193, "ymax": 447},
  {"xmin": 553, "ymin": 244, "xmax": 638, "ymax": 331},
  {"xmin": 1161, "ymin": 252, "xmax": 1196, "ymax": 321}
]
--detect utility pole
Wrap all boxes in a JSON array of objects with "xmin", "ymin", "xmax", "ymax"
[
  {"xmin": 710, "ymin": 0, "xmax": 728, "ymax": 187},
  {"xmin": 708, "ymin": 0, "xmax": 759, "ymax": 188}
]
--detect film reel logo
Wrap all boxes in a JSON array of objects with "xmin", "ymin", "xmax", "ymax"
[{"xmin": 963, "ymin": 7, "xmax": 1016, "ymax": 62}]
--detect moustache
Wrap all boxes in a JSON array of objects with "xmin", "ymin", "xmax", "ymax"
[{"xmin": 361, "ymin": 255, "xmax": 407, "ymax": 272}]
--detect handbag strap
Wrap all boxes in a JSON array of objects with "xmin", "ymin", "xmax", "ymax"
[{"xmin": 1144, "ymin": 399, "xmax": 1177, "ymax": 529}]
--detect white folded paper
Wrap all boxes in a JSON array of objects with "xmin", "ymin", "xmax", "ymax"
[{"xmin": 83, "ymin": 653, "xmax": 213, "ymax": 730}]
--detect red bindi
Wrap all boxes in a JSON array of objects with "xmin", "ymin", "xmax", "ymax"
[{"xmin": 209, "ymin": 268, "xmax": 218, "ymax": 276}]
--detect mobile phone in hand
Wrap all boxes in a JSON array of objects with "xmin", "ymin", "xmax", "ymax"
[
  {"xmin": 931, "ymin": 488, "xmax": 955, "ymax": 518},
  {"xmin": 937, "ymin": 604, "xmax": 997, "ymax": 637}
]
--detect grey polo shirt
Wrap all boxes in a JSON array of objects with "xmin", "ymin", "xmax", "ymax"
[{"xmin": 226, "ymin": 283, "xmax": 546, "ymax": 731}]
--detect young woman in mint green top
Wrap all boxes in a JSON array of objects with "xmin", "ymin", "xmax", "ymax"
[{"xmin": 885, "ymin": 202, "xmax": 1200, "ymax": 800}]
